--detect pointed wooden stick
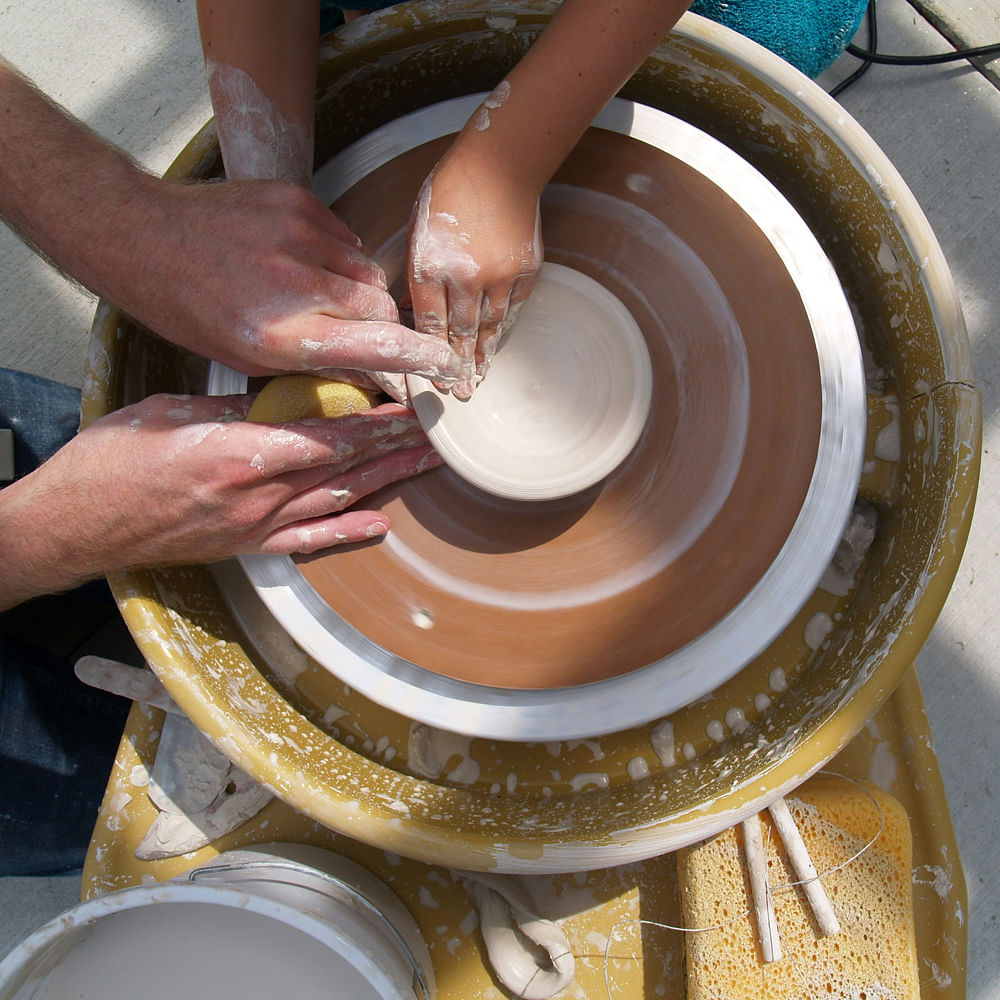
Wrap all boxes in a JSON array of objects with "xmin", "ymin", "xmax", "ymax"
[
  {"xmin": 742, "ymin": 812, "xmax": 782, "ymax": 962},
  {"xmin": 768, "ymin": 796, "xmax": 841, "ymax": 937}
]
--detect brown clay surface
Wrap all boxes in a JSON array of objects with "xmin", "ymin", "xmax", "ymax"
[{"xmin": 296, "ymin": 129, "xmax": 821, "ymax": 689}]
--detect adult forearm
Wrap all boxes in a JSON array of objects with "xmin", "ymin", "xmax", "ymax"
[
  {"xmin": 0, "ymin": 59, "xmax": 161, "ymax": 307},
  {"xmin": 0, "ymin": 475, "xmax": 101, "ymax": 610}
]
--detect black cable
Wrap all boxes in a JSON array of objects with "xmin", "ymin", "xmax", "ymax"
[
  {"xmin": 829, "ymin": 1, "xmax": 878, "ymax": 98},
  {"xmin": 829, "ymin": 0, "xmax": 1000, "ymax": 98},
  {"xmin": 847, "ymin": 39, "xmax": 1000, "ymax": 65}
]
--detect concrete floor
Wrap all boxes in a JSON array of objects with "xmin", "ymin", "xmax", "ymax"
[{"xmin": 1, "ymin": 0, "xmax": 998, "ymax": 995}]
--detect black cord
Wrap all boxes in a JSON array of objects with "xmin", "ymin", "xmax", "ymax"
[
  {"xmin": 829, "ymin": 0, "xmax": 1000, "ymax": 99},
  {"xmin": 829, "ymin": 1, "xmax": 878, "ymax": 98},
  {"xmin": 846, "ymin": 39, "xmax": 1000, "ymax": 65}
]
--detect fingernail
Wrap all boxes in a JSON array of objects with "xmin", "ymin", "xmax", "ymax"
[{"xmin": 451, "ymin": 380, "xmax": 474, "ymax": 401}]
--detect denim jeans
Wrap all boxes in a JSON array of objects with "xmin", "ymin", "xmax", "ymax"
[{"xmin": 0, "ymin": 368, "xmax": 131, "ymax": 876}]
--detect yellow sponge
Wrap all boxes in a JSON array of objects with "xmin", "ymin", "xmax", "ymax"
[
  {"xmin": 247, "ymin": 375, "xmax": 377, "ymax": 423},
  {"xmin": 678, "ymin": 775, "xmax": 919, "ymax": 999}
]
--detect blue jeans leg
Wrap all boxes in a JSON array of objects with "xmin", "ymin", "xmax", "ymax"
[
  {"xmin": 0, "ymin": 368, "xmax": 131, "ymax": 875},
  {"xmin": 0, "ymin": 367, "xmax": 82, "ymax": 479},
  {"xmin": 0, "ymin": 636, "xmax": 129, "ymax": 875}
]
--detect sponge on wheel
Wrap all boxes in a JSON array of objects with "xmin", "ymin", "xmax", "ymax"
[{"xmin": 247, "ymin": 375, "xmax": 378, "ymax": 423}]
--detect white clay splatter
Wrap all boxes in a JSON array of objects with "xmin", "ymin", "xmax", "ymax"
[
  {"xmin": 913, "ymin": 864, "xmax": 953, "ymax": 900},
  {"xmin": 408, "ymin": 724, "xmax": 480, "ymax": 785},
  {"xmin": 322, "ymin": 704, "xmax": 349, "ymax": 727},
  {"xmin": 874, "ymin": 396, "xmax": 901, "ymax": 462},
  {"xmin": 625, "ymin": 172, "xmax": 655, "ymax": 195},
  {"xmin": 804, "ymin": 611, "xmax": 834, "ymax": 651},
  {"xmin": 724, "ymin": 707, "xmax": 748, "ymax": 734},
  {"xmin": 867, "ymin": 739, "xmax": 897, "ymax": 789},
  {"xmin": 472, "ymin": 80, "xmax": 511, "ymax": 131},
  {"xmin": 649, "ymin": 720, "xmax": 676, "ymax": 768},
  {"xmin": 485, "ymin": 15, "xmax": 517, "ymax": 31},
  {"xmin": 129, "ymin": 764, "xmax": 151, "ymax": 787},
  {"xmin": 565, "ymin": 739, "xmax": 605, "ymax": 762},
  {"xmin": 206, "ymin": 58, "xmax": 312, "ymax": 187},
  {"xmin": 820, "ymin": 501, "xmax": 878, "ymax": 597},
  {"xmin": 569, "ymin": 772, "xmax": 610, "ymax": 792},
  {"xmin": 627, "ymin": 756, "xmax": 651, "ymax": 781}
]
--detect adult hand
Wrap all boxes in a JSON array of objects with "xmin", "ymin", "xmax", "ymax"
[
  {"xmin": 0, "ymin": 392, "xmax": 439, "ymax": 610},
  {"xmin": 121, "ymin": 178, "xmax": 464, "ymax": 389},
  {"xmin": 0, "ymin": 62, "xmax": 461, "ymax": 393},
  {"xmin": 407, "ymin": 146, "xmax": 543, "ymax": 400}
]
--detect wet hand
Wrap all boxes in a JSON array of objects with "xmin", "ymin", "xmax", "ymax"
[
  {"xmin": 0, "ymin": 392, "xmax": 440, "ymax": 607},
  {"xmin": 406, "ymin": 154, "xmax": 542, "ymax": 400},
  {"xmin": 124, "ymin": 179, "xmax": 464, "ymax": 391}
]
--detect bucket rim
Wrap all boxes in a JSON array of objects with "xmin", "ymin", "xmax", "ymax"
[{"xmin": 0, "ymin": 879, "xmax": 416, "ymax": 1000}]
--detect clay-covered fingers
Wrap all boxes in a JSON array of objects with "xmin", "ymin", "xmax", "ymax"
[
  {"xmin": 365, "ymin": 370, "xmax": 409, "ymax": 405},
  {"xmin": 261, "ymin": 195, "xmax": 465, "ymax": 383},
  {"xmin": 316, "ymin": 239, "xmax": 392, "ymax": 299},
  {"xmin": 127, "ymin": 391, "xmax": 255, "ymax": 426},
  {"xmin": 146, "ymin": 180, "xmax": 463, "ymax": 382},
  {"xmin": 242, "ymin": 405, "xmax": 440, "ymax": 555},
  {"xmin": 406, "ymin": 159, "xmax": 543, "ymax": 398},
  {"xmin": 409, "ymin": 279, "xmax": 533, "ymax": 400},
  {"xmin": 263, "ymin": 314, "xmax": 463, "ymax": 383},
  {"xmin": 12, "ymin": 394, "xmax": 441, "ymax": 587},
  {"xmin": 479, "ymin": 270, "xmax": 536, "ymax": 370},
  {"xmin": 408, "ymin": 277, "xmax": 454, "ymax": 391},
  {"xmin": 243, "ymin": 402, "xmax": 428, "ymax": 477},
  {"xmin": 406, "ymin": 264, "xmax": 487, "ymax": 400},
  {"xmin": 258, "ymin": 445, "xmax": 441, "ymax": 554},
  {"xmin": 442, "ymin": 286, "xmax": 484, "ymax": 401},
  {"xmin": 474, "ymin": 282, "xmax": 523, "ymax": 382}
]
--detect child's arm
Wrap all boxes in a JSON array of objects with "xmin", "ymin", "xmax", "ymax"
[
  {"xmin": 408, "ymin": 0, "xmax": 691, "ymax": 398},
  {"xmin": 197, "ymin": 0, "xmax": 319, "ymax": 186}
]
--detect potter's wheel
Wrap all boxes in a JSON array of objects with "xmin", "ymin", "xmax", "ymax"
[
  {"xmin": 91, "ymin": 4, "xmax": 977, "ymax": 872},
  {"xmin": 209, "ymin": 97, "xmax": 865, "ymax": 741}
]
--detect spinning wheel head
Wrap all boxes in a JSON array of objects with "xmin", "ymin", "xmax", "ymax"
[{"xmin": 212, "ymin": 98, "xmax": 865, "ymax": 739}]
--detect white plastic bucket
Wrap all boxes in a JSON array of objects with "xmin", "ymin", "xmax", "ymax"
[{"xmin": 0, "ymin": 844, "xmax": 434, "ymax": 1000}]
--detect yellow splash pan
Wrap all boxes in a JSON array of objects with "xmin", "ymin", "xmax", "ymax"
[
  {"xmin": 84, "ymin": 667, "xmax": 967, "ymax": 997},
  {"xmin": 83, "ymin": 4, "xmax": 980, "ymax": 874}
]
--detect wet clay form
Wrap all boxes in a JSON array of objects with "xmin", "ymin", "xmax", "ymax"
[
  {"xmin": 407, "ymin": 262, "xmax": 653, "ymax": 501},
  {"xmin": 210, "ymin": 97, "xmax": 865, "ymax": 740}
]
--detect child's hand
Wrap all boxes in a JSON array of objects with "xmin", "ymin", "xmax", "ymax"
[{"xmin": 407, "ymin": 152, "xmax": 543, "ymax": 400}]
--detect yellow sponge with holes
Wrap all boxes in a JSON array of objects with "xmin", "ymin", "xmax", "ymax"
[
  {"xmin": 678, "ymin": 775, "xmax": 919, "ymax": 999},
  {"xmin": 247, "ymin": 375, "xmax": 377, "ymax": 423}
]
